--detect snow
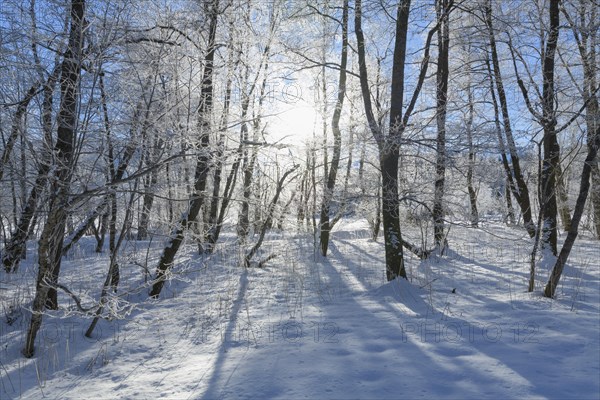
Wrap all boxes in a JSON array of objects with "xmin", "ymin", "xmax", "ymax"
[{"xmin": 1, "ymin": 219, "xmax": 599, "ymax": 399}]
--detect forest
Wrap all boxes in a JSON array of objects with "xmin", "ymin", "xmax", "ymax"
[{"xmin": 1, "ymin": 0, "xmax": 599, "ymax": 398}]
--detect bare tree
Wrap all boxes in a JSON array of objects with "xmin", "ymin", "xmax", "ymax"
[
  {"xmin": 0, "ymin": 85, "xmax": 38, "ymax": 183},
  {"xmin": 244, "ymin": 164, "xmax": 299, "ymax": 267},
  {"xmin": 511, "ymin": 0, "xmax": 561, "ymax": 257},
  {"xmin": 355, "ymin": 0, "xmax": 452, "ymax": 280},
  {"xmin": 2, "ymin": 66, "xmax": 60, "ymax": 272},
  {"xmin": 150, "ymin": 0, "xmax": 220, "ymax": 298},
  {"xmin": 236, "ymin": 3, "xmax": 278, "ymax": 243},
  {"xmin": 465, "ymin": 85, "xmax": 479, "ymax": 227},
  {"xmin": 204, "ymin": 20, "xmax": 238, "ymax": 253},
  {"xmin": 544, "ymin": 118, "xmax": 599, "ymax": 297},
  {"xmin": 561, "ymin": 0, "xmax": 600, "ymax": 239},
  {"xmin": 484, "ymin": 0, "xmax": 536, "ymax": 238},
  {"xmin": 23, "ymin": 0, "xmax": 86, "ymax": 358},
  {"xmin": 433, "ymin": 0, "xmax": 450, "ymax": 249},
  {"xmin": 543, "ymin": 0, "xmax": 600, "ymax": 297},
  {"xmin": 319, "ymin": 0, "xmax": 348, "ymax": 256}
]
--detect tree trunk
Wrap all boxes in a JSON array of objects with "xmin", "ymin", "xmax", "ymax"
[
  {"xmin": 355, "ymin": 0, "xmax": 444, "ymax": 278},
  {"xmin": 85, "ymin": 178, "xmax": 139, "ymax": 337},
  {"xmin": 433, "ymin": 0, "xmax": 450, "ymax": 247},
  {"xmin": 237, "ymin": 105, "xmax": 253, "ymax": 241},
  {"xmin": 592, "ymin": 158, "xmax": 600, "ymax": 240},
  {"xmin": 0, "ymin": 84, "xmax": 38, "ymax": 182},
  {"xmin": 331, "ymin": 123, "xmax": 355, "ymax": 228},
  {"xmin": 61, "ymin": 93, "xmax": 144, "ymax": 255},
  {"xmin": 297, "ymin": 171, "xmax": 307, "ymax": 225},
  {"xmin": 587, "ymin": 4, "xmax": 600, "ymax": 240},
  {"xmin": 244, "ymin": 166, "xmax": 298, "ymax": 267},
  {"xmin": 539, "ymin": 0, "xmax": 560, "ymax": 256},
  {"xmin": 96, "ymin": 70, "xmax": 116, "ymax": 253},
  {"xmin": 23, "ymin": 0, "xmax": 85, "ymax": 358},
  {"xmin": 3, "ymin": 173, "xmax": 46, "ymax": 272},
  {"xmin": 205, "ymin": 37, "xmax": 235, "ymax": 252},
  {"xmin": 466, "ymin": 88, "xmax": 479, "ymax": 227},
  {"xmin": 484, "ymin": 52, "xmax": 516, "ymax": 226},
  {"xmin": 544, "ymin": 114, "xmax": 600, "ymax": 297},
  {"xmin": 587, "ymin": 63, "xmax": 600, "ymax": 240},
  {"xmin": 562, "ymin": 2, "xmax": 600, "ymax": 239},
  {"xmin": 355, "ymin": 0, "xmax": 405, "ymax": 280},
  {"xmin": 485, "ymin": 0, "xmax": 536, "ymax": 238},
  {"xmin": 505, "ymin": 178, "xmax": 515, "ymax": 224},
  {"xmin": 206, "ymin": 33, "xmax": 272, "ymax": 249},
  {"xmin": 206, "ymin": 141, "xmax": 243, "ymax": 251},
  {"xmin": 135, "ymin": 79, "xmax": 161, "ymax": 241},
  {"xmin": 373, "ymin": 184, "xmax": 382, "ymax": 241},
  {"xmin": 137, "ymin": 136, "xmax": 163, "ymax": 241},
  {"xmin": 95, "ymin": 207, "xmax": 109, "ymax": 253},
  {"xmin": 237, "ymin": 10, "xmax": 277, "ymax": 242},
  {"xmin": 359, "ymin": 143, "xmax": 381, "ymax": 240},
  {"xmin": 319, "ymin": 0, "xmax": 348, "ymax": 256},
  {"xmin": 150, "ymin": 0, "xmax": 218, "ymax": 298},
  {"xmin": 137, "ymin": 170, "xmax": 157, "ymax": 240},
  {"xmin": 2, "ymin": 67, "xmax": 60, "ymax": 272},
  {"xmin": 380, "ymin": 149, "xmax": 406, "ymax": 280},
  {"xmin": 555, "ymin": 162, "xmax": 572, "ymax": 231}
]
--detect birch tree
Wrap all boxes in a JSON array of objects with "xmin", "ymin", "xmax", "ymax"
[{"xmin": 433, "ymin": 0, "xmax": 450, "ymax": 249}]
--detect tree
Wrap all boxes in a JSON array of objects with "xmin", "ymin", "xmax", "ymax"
[
  {"xmin": 544, "ymin": 115, "xmax": 599, "ymax": 297},
  {"xmin": 561, "ymin": 0, "xmax": 600, "ymax": 240},
  {"xmin": 543, "ymin": 0, "xmax": 600, "ymax": 297},
  {"xmin": 0, "ymin": 85, "xmax": 38, "ymax": 183},
  {"xmin": 244, "ymin": 164, "xmax": 299, "ymax": 267},
  {"xmin": 433, "ymin": 0, "xmax": 450, "ymax": 249},
  {"xmin": 465, "ymin": 83, "xmax": 479, "ymax": 227},
  {"xmin": 2, "ymin": 66, "xmax": 60, "ymax": 272},
  {"xmin": 484, "ymin": 52, "xmax": 517, "ymax": 225},
  {"xmin": 484, "ymin": 0, "xmax": 536, "ymax": 238},
  {"xmin": 511, "ymin": 0, "xmax": 561, "ymax": 256},
  {"xmin": 23, "ymin": 0, "xmax": 86, "ymax": 358},
  {"xmin": 236, "ymin": 4, "xmax": 278, "ymax": 243},
  {"xmin": 150, "ymin": 0, "xmax": 220, "ymax": 298},
  {"xmin": 204, "ymin": 20, "xmax": 238, "ymax": 253},
  {"xmin": 537, "ymin": 0, "xmax": 561, "ymax": 256},
  {"xmin": 137, "ymin": 71, "xmax": 169, "ymax": 241},
  {"xmin": 319, "ymin": 0, "xmax": 348, "ymax": 256},
  {"xmin": 354, "ymin": 0, "xmax": 452, "ymax": 280}
]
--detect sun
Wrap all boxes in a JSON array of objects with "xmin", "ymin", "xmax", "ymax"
[{"xmin": 273, "ymin": 101, "xmax": 319, "ymax": 145}]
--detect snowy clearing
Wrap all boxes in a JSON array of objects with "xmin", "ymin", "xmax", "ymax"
[{"xmin": 1, "ymin": 219, "xmax": 599, "ymax": 399}]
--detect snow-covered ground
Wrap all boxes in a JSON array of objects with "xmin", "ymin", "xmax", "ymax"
[{"xmin": 1, "ymin": 219, "xmax": 599, "ymax": 399}]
